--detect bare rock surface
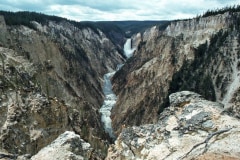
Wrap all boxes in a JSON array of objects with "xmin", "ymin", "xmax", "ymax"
[
  {"xmin": 31, "ymin": 131, "xmax": 103, "ymax": 160},
  {"xmin": 106, "ymin": 91, "xmax": 240, "ymax": 160}
]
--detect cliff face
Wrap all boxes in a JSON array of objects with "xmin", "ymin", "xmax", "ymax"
[
  {"xmin": 0, "ymin": 15, "xmax": 124, "ymax": 158},
  {"xmin": 111, "ymin": 11, "xmax": 240, "ymax": 134},
  {"xmin": 106, "ymin": 91, "xmax": 240, "ymax": 160}
]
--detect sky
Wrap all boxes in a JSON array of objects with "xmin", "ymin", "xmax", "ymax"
[{"xmin": 0, "ymin": 0, "xmax": 239, "ymax": 21}]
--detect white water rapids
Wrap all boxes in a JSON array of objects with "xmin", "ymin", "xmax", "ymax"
[{"xmin": 99, "ymin": 38, "xmax": 135, "ymax": 138}]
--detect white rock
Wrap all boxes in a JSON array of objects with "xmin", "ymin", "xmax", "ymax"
[
  {"xmin": 106, "ymin": 91, "xmax": 240, "ymax": 160},
  {"xmin": 31, "ymin": 131, "xmax": 92, "ymax": 160}
]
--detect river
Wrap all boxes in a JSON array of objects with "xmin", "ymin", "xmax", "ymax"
[{"xmin": 99, "ymin": 38, "xmax": 135, "ymax": 138}]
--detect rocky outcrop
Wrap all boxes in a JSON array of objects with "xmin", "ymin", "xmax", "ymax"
[
  {"xmin": 111, "ymin": 11, "xmax": 240, "ymax": 134},
  {"xmin": 106, "ymin": 91, "xmax": 240, "ymax": 160},
  {"xmin": 31, "ymin": 131, "xmax": 103, "ymax": 160}
]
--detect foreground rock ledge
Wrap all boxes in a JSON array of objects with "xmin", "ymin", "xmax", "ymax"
[
  {"xmin": 31, "ymin": 131, "xmax": 102, "ymax": 160},
  {"xmin": 106, "ymin": 91, "xmax": 240, "ymax": 160}
]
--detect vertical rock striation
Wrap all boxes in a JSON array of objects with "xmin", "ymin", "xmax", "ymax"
[{"xmin": 111, "ymin": 11, "xmax": 240, "ymax": 135}]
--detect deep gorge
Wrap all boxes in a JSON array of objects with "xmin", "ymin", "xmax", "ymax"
[{"xmin": 0, "ymin": 7, "xmax": 240, "ymax": 159}]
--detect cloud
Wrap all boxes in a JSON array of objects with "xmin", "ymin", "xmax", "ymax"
[
  {"xmin": 0, "ymin": 0, "xmax": 49, "ymax": 12},
  {"xmin": 0, "ymin": 0, "xmax": 239, "ymax": 21}
]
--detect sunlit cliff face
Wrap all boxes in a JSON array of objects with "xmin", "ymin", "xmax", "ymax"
[{"xmin": 111, "ymin": 11, "xmax": 240, "ymax": 135}]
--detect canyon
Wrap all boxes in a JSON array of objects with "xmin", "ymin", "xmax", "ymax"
[
  {"xmin": 0, "ymin": 8, "xmax": 240, "ymax": 159},
  {"xmin": 99, "ymin": 38, "xmax": 135, "ymax": 139}
]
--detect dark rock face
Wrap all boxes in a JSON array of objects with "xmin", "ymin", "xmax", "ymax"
[{"xmin": 111, "ymin": 12, "xmax": 240, "ymax": 135}]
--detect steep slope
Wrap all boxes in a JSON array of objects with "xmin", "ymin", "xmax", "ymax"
[
  {"xmin": 0, "ymin": 46, "xmax": 70, "ymax": 156},
  {"xmin": 0, "ymin": 12, "xmax": 125, "ymax": 158},
  {"xmin": 111, "ymin": 11, "xmax": 240, "ymax": 134}
]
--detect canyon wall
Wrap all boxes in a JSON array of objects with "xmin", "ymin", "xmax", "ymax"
[
  {"xmin": 112, "ymin": 11, "xmax": 240, "ymax": 134},
  {"xmin": 0, "ymin": 15, "xmax": 125, "ymax": 158}
]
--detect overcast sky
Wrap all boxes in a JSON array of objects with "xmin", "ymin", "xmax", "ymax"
[{"xmin": 0, "ymin": 0, "xmax": 239, "ymax": 21}]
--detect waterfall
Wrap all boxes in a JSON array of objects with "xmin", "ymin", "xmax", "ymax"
[
  {"xmin": 123, "ymin": 39, "xmax": 135, "ymax": 58},
  {"xmin": 99, "ymin": 38, "xmax": 135, "ymax": 138}
]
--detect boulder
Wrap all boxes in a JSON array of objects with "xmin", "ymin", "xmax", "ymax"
[{"xmin": 31, "ymin": 131, "xmax": 99, "ymax": 160}]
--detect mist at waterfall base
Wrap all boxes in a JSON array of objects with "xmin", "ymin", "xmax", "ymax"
[{"xmin": 99, "ymin": 39, "xmax": 135, "ymax": 139}]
